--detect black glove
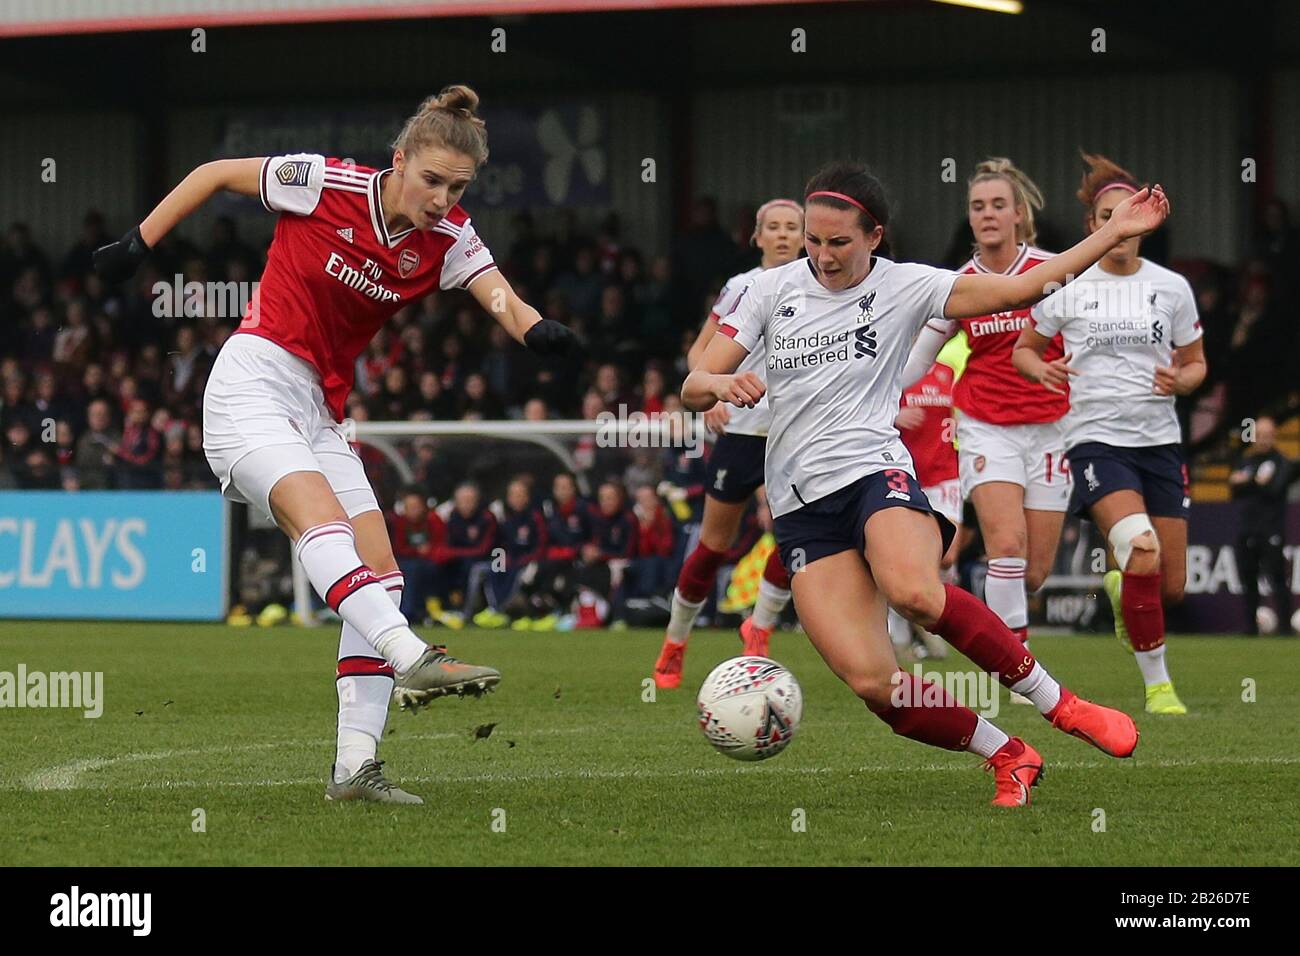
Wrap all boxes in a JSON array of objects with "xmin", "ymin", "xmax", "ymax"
[
  {"xmin": 92, "ymin": 226, "xmax": 150, "ymax": 284},
  {"xmin": 523, "ymin": 319, "xmax": 579, "ymax": 357}
]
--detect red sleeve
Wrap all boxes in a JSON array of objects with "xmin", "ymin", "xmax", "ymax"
[
  {"xmin": 389, "ymin": 516, "xmax": 416, "ymax": 558},
  {"xmin": 654, "ymin": 512, "xmax": 675, "ymax": 558}
]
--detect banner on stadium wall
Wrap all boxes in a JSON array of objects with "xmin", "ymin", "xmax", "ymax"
[
  {"xmin": 0, "ymin": 492, "xmax": 228, "ymax": 621},
  {"xmin": 1028, "ymin": 502, "xmax": 1300, "ymax": 634},
  {"xmin": 215, "ymin": 103, "xmax": 609, "ymax": 210}
]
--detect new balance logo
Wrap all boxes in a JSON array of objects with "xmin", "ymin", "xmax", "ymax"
[
  {"xmin": 774, "ymin": 305, "xmax": 797, "ymax": 317},
  {"xmin": 336, "ymin": 228, "xmax": 354, "ymax": 243}
]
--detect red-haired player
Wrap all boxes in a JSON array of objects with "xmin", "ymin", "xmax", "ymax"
[{"xmin": 94, "ymin": 85, "xmax": 578, "ymax": 803}]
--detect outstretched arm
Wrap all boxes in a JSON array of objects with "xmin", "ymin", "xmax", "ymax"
[
  {"xmin": 95, "ymin": 158, "xmax": 265, "ymax": 281},
  {"xmin": 944, "ymin": 185, "xmax": 1171, "ymax": 320},
  {"xmin": 467, "ymin": 269, "xmax": 579, "ymax": 357},
  {"xmin": 140, "ymin": 159, "xmax": 264, "ymax": 246}
]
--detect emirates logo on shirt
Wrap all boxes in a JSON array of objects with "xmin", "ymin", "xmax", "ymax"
[{"xmin": 398, "ymin": 249, "xmax": 420, "ymax": 279}]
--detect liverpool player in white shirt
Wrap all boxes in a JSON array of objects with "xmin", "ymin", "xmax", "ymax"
[
  {"xmin": 1014, "ymin": 153, "xmax": 1206, "ymax": 716},
  {"xmin": 652, "ymin": 199, "xmax": 803, "ymax": 689},
  {"xmin": 685, "ymin": 161, "xmax": 1167, "ymax": 806},
  {"xmin": 903, "ymin": 160, "xmax": 1067, "ymax": 672},
  {"xmin": 94, "ymin": 85, "xmax": 578, "ymax": 804}
]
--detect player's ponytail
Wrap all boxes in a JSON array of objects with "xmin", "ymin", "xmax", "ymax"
[
  {"xmin": 393, "ymin": 84, "xmax": 489, "ymax": 165},
  {"xmin": 803, "ymin": 161, "xmax": 890, "ymax": 237},
  {"xmin": 968, "ymin": 157, "xmax": 1045, "ymax": 246},
  {"xmin": 1076, "ymin": 151, "xmax": 1140, "ymax": 229}
]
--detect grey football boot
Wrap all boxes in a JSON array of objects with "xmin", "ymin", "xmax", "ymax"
[
  {"xmin": 325, "ymin": 759, "xmax": 423, "ymax": 805},
  {"xmin": 394, "ymin": 644, "xmax": 501, "ymax": 711}
]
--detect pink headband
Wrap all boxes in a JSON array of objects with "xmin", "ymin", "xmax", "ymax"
[
  {"xmin": 1094, "ymin": 181, "xmax": 1139, "ymax": 199},
  {"xmin": 755, "ymin": 198, "xmax": 803, "ymax": 224},
  {"xmin": 806, "ymin": 190, "xmax": 880, "ymax": 230}
]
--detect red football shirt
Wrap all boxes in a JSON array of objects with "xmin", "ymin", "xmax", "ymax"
[
  {"xmin": 899, "ymin": 362, "xmax": 958, "ymax": 487},
  {"xmin": 235, "ymin": 153, "xmax": 497, "ymax": 419},
  {"xmin": 939, "ymin": 244, "xmax": 1069, "ymax": 426}
]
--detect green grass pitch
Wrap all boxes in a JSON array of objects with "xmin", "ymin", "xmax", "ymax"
[{"xmin": 1, "ymin": 621, "xmax": 1297, "ymax": 866}]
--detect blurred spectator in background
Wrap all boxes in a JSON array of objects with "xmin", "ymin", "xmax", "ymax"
[
  {"xmin": 1230, "ymin": 415, "xmax": 1297, "ymax": 635},
  {"xmin": 627, "ymin": 483, "xmax": 676, "ymax": 599},
  {"xmin": 673, "ymin": 197, "xmax": 741, "ymax": 323},
  {"xmin": 389, "ymin": 487, "xmax": 446, "ymax": 625},
  {"xmin": 59, "ymin": 211, "xmax": 112, "ymax": 283},
  {"xmin": 577, "ymin": 480, "xmax": 638, "ymax": 627},
  {"xmin": 470, "ymin": 476, "xmax": 547, "ymax": 627},
  {"xmin": 73, "ymin": 398, "xmax": 119, "ymax": 489},
  {"xmin": 115, "ymin": 398, "xmax": 162, "ymax": 488},
  {"xmin": 436, "ymin": 481, "xmax": 498, "ymax": 621}
]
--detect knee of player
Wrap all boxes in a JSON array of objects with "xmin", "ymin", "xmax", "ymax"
[
  {"xmin": 887, "ymin": 583, "xmax": 943, "ymax": 623},
  {"xmin": 848, "ymin": 671, "xmax": 897, "ymax": 711},
  {"xmin": 984, "ymin": 530, "xmax": 1027, "ymax": 560}
]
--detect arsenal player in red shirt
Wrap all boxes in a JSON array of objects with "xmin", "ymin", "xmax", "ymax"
[
  {"xmin": 902, "ymin": 158, "xmax": 1069, "ymax": 658},
  {"xmin": 891, "ymin": 361, "xmax": 960, "ymax": 659},
  {"xmin": 94, "ymin": 85, "xmax": 577, "ymax": 804}
]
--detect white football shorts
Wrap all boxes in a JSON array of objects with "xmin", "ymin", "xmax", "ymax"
[
  {"xmin": 956, "ymin": 414, "xmax": 1070, "ymax": 513},
  {"xmin": 202, "ymin": 333, "xmax": 378, "ymax": 519},
  {"xmin": 922, "ymin": 478, "xmax": 963, "ymax": 527}
]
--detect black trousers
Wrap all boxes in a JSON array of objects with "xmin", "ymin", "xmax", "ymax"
[{"xmin": 1236, "ymin": 532, "xmax": 1293, "ymax": 632}]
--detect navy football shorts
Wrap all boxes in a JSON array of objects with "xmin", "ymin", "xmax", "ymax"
[{"xmin": 773, "ymin": 469, "xmax": 957, "ymax": 573}]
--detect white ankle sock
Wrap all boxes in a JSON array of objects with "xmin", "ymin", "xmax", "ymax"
[
  {"xmin": 1009, "ymin": 662, "xmax": 1062, "ymax": 715},
  {"xmin": 1135, "ymin": 644, "xmax": 1171, "ymax": 686},
  {"xmin": 967, "ymin": 717, "xmax": 1010, "ymax": 758},
  {"xmin": 295, "ymin": 521, "xmax": 425, "ymax": 672},
  {"xmin": 666, "ymin": 589, "xmax": 706, "ymax": 643},
  {"xmin": 751, "ymin": 579, "xmax": 791, "ymax": 630},
  {"xmin": 985, "ymin": 557, "xmax": 1028, "ymax": 630},
  {"xmin": 335, "ymin": 570, "xmax": 404, "ymax": 782},
  {"xmin": 887, "ymin": 607, "xmax": 912, "ymax": 648}
]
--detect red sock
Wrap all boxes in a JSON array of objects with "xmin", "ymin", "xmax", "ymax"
[
  {"xmin": 1121, "ymin": 571, "xmax": 1165, "ymax": 651},
  {"xmin": 1011, "ymin": 625, "xmax": 1029, "ymax": 644},
  {"xmin": 932, "ymin": 583, "xmax": 1037, "ymax": 687},
  {"xmin": 762, "ymin": 549, "xmax": 790, "ymax": 590},
  {"xmin": 676, "ymin": 543, "xmax": 725, "ymax": 603},
  {"xmin": 870, "ymin": 671, "xmax": 977, "ymax": 751}
]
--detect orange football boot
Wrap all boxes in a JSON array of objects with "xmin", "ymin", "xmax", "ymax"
[
  {"xmin": 1047, "ymin": 688, "xmax": 1140, "ymax": 758},
  {"xmin": 985, "ymin": 737, "xmax": 1044, "ymax": 807},
  {"xmin": 653, "ymin": 638, "xmax": 686, "ymax": 690},
  {"xmin": 739, "ymin": 617, "xmax": 772, "ymax": 658}
]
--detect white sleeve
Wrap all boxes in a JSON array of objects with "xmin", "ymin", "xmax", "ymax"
[
  {"xmin": 899, "ymin": 262, "xmax": 960, "ymax": 332},
  {"xmin": 901, "ymin": 321, "xmax": 954, "ymax": 389},
  {"xmin": 259, "ymin": 154, "xmax": 326, "ymax": 216},
  {"xmin": 709, "ymin": 277, "xmax": 740, "ymax": 319},
  {"xmin": 439, "ymin": 219, "xmax": 498, "ymax": 291},
  {"xmin": 715, "ymin": 279, "xmax": 763, "ymax": 353},
  {"xmin": 1030, "ymin": 284, "xmax": 1069, "ymax": 338},
  {"xmin": 1171, "ymin": 276, "xmax": 1203, "ymax": 347}
]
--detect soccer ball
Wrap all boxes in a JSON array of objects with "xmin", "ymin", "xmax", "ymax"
[
  {"xmin": 1256, "ymin": 606, "xmax": 1278, "ymax": 634},
  {"xmin": 696, "ymin": 656, "xmax": 802, "ymax": 761}
]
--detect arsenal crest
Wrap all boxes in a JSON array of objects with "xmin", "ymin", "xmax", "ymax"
[
  {"xmin": 974, "ymin": 455, "xmax": 987, "ymax": 473},
  {"xmin": 398, "ymin": 249, "xmax": 420, "ymax": 278}
]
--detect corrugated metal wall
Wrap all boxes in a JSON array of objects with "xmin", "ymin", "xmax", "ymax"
[
  {"xmin": 694, "ymin": 72, "xmax": 1244, "ymax": 264},
  {"xmin": 1274, "ymin": 69, "xmax": 1300, "ymax": 212},
  {"xmin": 158, "ymin": 92, "xmax": 669, "ymax": 259},
  {"xmin": 0, "ymin": 111, "xmax": 143, "ymax": 252}
]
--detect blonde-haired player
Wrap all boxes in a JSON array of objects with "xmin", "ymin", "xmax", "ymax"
[
  {"xmin": 94, "ymin": 85, "xmax": 578, "ymax": 803},
  {"xmin": 903, "ymin": 159, "xmax": 1067, "ymax": 682}
]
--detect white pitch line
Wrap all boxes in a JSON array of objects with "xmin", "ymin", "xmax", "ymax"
[
  {"xmin": 15, "ymin": 754, "xmax": 1299, "ymax": 793},
  {"xmin": 15, "ymin": 726, "xmax": 601, "ymax": 792}
]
